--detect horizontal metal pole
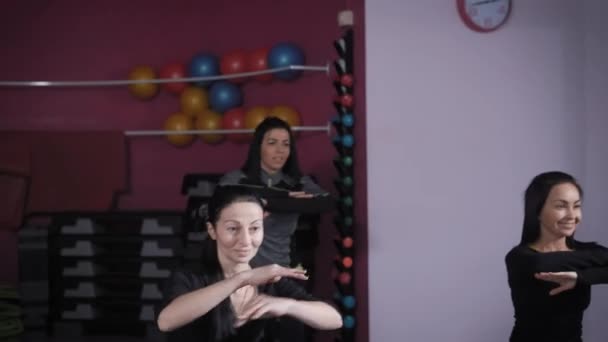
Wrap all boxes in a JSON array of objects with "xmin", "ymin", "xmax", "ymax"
[
  {"xmin": 124, "ymin": 123, "xmax": 331, "ymax": 136},
  {"xmin": 0, "ymin": 64, "xmax": 330, "ymax": 87}
]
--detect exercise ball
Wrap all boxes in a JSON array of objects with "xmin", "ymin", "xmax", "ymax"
[
  {"xmin": 267, "ymin": 42, "xmax": 305, "ymax": 81},
  {"xmin": 220, "ymin": 50, "xmax": 247, "ymax": 83},
  {"xmin": 159, "ymin": 62, "xmax": 187, "ymax": 95},
  {"xmin": 245, "ymin": 106, "xmax": 269, "ymax": 129},
  {"xmin": 194, "ymin": 110, "xmax": 223, "ymax": 144},
  {"xmin": 209, "ymin": 81, "xmax": 243, "ymax": 113},
  {"xmin": 221, "ymin": 107, "xmax": 248, "ymax": 143},
  {"xmin": 128, "ymin": 65, "xmax": 158, "ymax": 100},
  {"xmin": 189, "ymin": 53, "xmax": 219, "ymax": 87},
  {"xmin": 180, "ymin": 87, "xmax": 208, "ymax": 116},
  {"xmin": 164, "ymin": 113, "xmax": 194, "ymax": 147},
  {"xmin": 247, "ymin": 47, "xmax": 272, "ymax": 82},
  {"xmin": 269, "ymin": 105, "xmax": 301, "ymax": 127}
]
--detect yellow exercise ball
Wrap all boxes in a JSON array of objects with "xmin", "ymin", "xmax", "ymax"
[
  {"xmin": 180, "ymin": 86, "xmax": 209, "ymax": 116},
  {"xmin": 128, "ymin": 65, "xmax": 158, "ymax": 100},
  {"xmin": 194, "ymin": 110, "xmax": 224, "ymax": 145},
  {"xmin": 245, "ymin": 106, "xmax": 270, "ymax": 130},
  {"xmin": 269, "ymin": 105, "xmax": 301, "ymax": 128},
  {"xmin": 164, "ymin": 113, "xmax": 194, "ymax": 147}
]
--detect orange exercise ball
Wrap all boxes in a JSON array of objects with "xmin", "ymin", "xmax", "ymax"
[
  {"xmin": 180, "ymin": 86, "xmax": 208, "ymax": 116},
  {"xmin": 164, "ymin": 113, "xmax": 194, "ymax": 147},
  {"xmin": 195, "ymin": 110, "xmax": 223, "ymax": 144},
  {"xmin": 269, "ymin": 105, "xmax": 301, "ymax": 127},
  {"xmin": 128, "ymin": 65, "xmax": 158, "ymax": 100},
  {"xmin": 245, "ymin": 106, "xmax": 270, "ymax": 130}
]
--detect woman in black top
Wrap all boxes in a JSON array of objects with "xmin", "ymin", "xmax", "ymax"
[
  {"xmin": 156, "ymin": 186, "xmax": 342, "ymax": 342},
  {"xmin": 506, "ymin": 171, "xmax": 608, "ymax": 342}
]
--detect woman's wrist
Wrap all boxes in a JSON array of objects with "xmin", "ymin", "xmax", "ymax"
[
  {"xmin": 231, "ymin": 270, "xmax": 250, "ymax": 288},
  {"xmin": 283, "ymin": 298, "xmax": 298, "ymax": 316}
]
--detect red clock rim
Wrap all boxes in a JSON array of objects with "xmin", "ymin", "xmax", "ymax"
[{"xmin": 456, "ymin": 0, "xmax": 512, "ymax": 33}]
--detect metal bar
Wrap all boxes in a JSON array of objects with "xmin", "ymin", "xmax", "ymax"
[{"xmin": 0, "ymin": 64, "xmax": 330, "ymax": 87}]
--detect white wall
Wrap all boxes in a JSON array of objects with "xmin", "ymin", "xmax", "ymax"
[
  {"xmin": 582, "ymin": 0, "xmax": 608, "ymax": 340},
  {"xmin": 365, "ymin": 0, "xmax": 603, "ymax": 340}
]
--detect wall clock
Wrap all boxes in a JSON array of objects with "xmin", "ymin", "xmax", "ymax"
[{"xmin": 457, "ymin": 0, "xmax": 512, "ymax": 33}]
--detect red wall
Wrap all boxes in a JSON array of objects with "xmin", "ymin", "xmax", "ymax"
[{"xmin": 0, "ymin": 1, "xmax": 368, "ymax": 340}]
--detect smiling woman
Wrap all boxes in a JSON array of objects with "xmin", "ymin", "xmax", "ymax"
[
  {"xmin": 505, "ymin": 171, "xmax": 608, "ymax": 342},
  {"xmin": 156, "ymin": 186, "xmax": 342, "ymax": 342}
]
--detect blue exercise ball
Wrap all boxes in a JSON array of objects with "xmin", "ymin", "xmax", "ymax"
[
  {"xmin": 189, "ymin": 53, "xmax": 219, "ymax": 87},
  {"xmin": 209, "ymin": 81, "xmax": 243, "ymax": 113},
  {"xmin": 267, "ymin": 42, "xmax": 305, "ymax": 81}
]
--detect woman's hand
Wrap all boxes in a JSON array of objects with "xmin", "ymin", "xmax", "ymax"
[
  {"xmin": 240, "ymin": 264, "xmax": 308, "ymax": 287},
  {"xmin": 535, "ymin": 271, "xmax": 578, "ymax": 295},
  {"xmin": 234, "ymin": 295, "xmax": 295, "ymax": 327},
  {"xmin": 288, "ymin": 191, "xmax": 314, "ymax": 199}
]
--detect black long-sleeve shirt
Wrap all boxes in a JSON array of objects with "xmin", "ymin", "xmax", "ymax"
[
  {"xmin": 505, "ymin": 240, "xmax": 608, "ymax": 342},
  {"xmin": 157, "ymin": 268, "xmax": 315, "ymax": 342}
]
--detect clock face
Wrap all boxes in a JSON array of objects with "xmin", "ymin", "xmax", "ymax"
[{"xmin": 457, "ymin": 0, "xmax": 511, "ymax": 32}]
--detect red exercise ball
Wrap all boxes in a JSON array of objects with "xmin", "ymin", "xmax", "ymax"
[
  {"xmin": 221, "ymin": 107, "xmax": 249, "ymax": 143},
  {"xmin": 247, "ymin": 48, "xmax": 272, "ymax": 82},
  {"xmin": 220, "ymin": 50, "xmax": 247, "ymax": 83},
  {"xmin": 159, "ymin": 62, "xmax": 187, "ymax": 95}
]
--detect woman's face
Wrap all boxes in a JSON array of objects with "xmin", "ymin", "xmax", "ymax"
[
  {"xmin": 208, "ymin": 201, "xmax": 264, "ymax": 264},
  {"xmin": 539, "ymin": 182, "xmax": 582, "ymax": 240},
  {"xmin": 260, "ymin": 128, "xmax": 291, "ymax": 174}
]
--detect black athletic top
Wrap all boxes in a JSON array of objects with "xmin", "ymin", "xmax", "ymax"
[
  {"xmin": 505, "ymin": 240, "xmax": 608, "ymax": 342},
  {"xmin": 157, "ymin": 267, "xmax": 315, "ymax": 342}
]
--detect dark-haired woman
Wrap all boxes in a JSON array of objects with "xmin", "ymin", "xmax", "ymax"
[
  {"xmin": 156, "ymin": 186, "xmax": 341, "ymax": 342},
  {"xmin": 506, "ymin": 171, "xmax": 608, "ymax": 342},
  {"xmin": 218, "ymin": 116, "xmax": 334, "ymax": 268}
]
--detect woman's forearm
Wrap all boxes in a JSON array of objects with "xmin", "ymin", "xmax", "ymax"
[
  {"xmin": 285, "ymin": 300, "xmax": 343, "ymax": 330},
  {"xmin": 157, "ymin": 273, "xmax": 246, "ymax": 332}
]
